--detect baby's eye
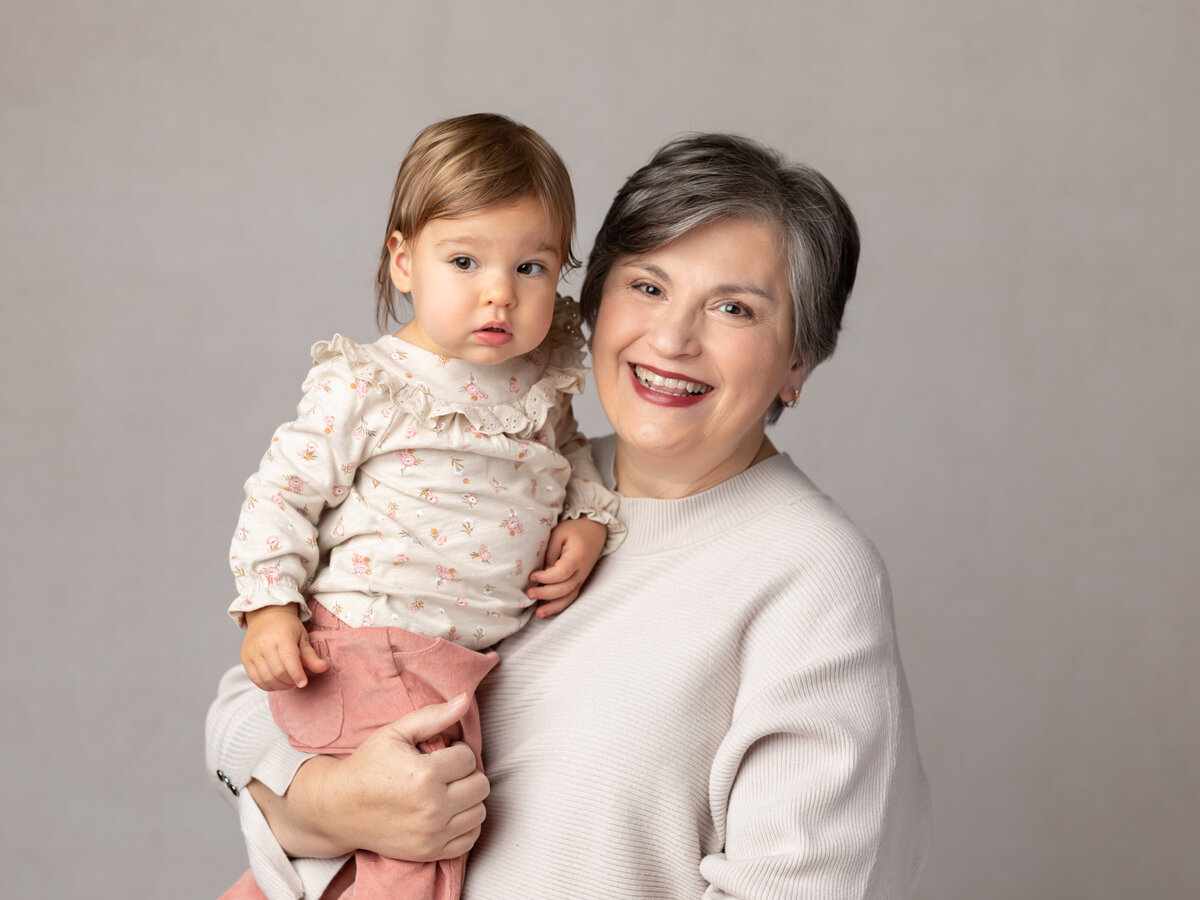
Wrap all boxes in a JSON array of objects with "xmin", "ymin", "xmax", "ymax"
[
  {"xmin": 517, "ymin": 262, "xmax": 547, "ymax": 276},
  {"xmin": 451, "ymin": 256, "xmax": 477, "ymax": 271}
]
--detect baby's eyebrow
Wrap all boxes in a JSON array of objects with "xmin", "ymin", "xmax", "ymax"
[
  {"xmin": 432, "ymin": 235, "xmax": 482, "ymax": 248},
  {"xmin": 432, "ymin": 237, "xmax": 559, "ymax": 258}
]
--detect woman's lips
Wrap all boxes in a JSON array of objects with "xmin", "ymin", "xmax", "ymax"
[{"xmin": 629, "ymin": 363, "xmax": 712, "ymax": 406}]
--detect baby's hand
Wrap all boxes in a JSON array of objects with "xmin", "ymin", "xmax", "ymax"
[
  {"xmin": 527, "ymin": 517, "xmax": 607, "ymax": 618},
  {"xmin": 241, "ymin": 603, "xmax": 329, "ymax": 691}
]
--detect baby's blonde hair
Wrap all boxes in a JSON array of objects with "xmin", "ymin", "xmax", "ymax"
[{"xmin": 375, "ymin": 113, "xmax": 578, "ymax": 330}]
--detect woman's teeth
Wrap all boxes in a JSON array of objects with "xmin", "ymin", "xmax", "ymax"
[{"xmin": 633, "ymin": 365, "xmax": 711, "ymax": 396}]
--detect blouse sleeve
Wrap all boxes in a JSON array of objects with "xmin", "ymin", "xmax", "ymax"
[
  {"xmin": 228, "ymin": 343, "xmax": 392, "ymax": 624},
  {"xmin": 698, "ymin": 536, "xmax": 931, "ymax": 898},
  {"xmin": 553, "ymin": 400, "xmax": 625, "ymax": 555}
]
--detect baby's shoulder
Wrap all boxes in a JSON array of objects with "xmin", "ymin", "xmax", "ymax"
[{"xmin": 297, "ymin": 334, "xmax": 408, "ymax": 406}]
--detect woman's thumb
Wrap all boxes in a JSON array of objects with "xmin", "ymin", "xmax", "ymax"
[{"xmin": 389, "ymin": 694, "xmax": 470, "ymax": 747}]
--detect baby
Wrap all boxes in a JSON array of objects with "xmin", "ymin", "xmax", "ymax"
[{"xmin": 223, "ymin": 113, "xmax": 620, "ymax": 900}]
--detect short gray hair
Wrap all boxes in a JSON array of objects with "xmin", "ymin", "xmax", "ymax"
[{"xmin": 579, "ymin": 133, "xmax": 859, "ymax": 423}]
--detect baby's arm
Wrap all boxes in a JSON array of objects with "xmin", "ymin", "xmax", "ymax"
[
  {"xmin": 527, "ymin": 517, "xmax": 608, "ymax": 617},
  {"xmin": 241, "ymin": 604, "xmax": 329, "ymax": 691},
  {"xmin": 229, "ymin": 344, "xmax": 386, "ymax": 625},
  {"xmin": 526, "ymin": 401, "xmax": 624, "ymax": 616}
]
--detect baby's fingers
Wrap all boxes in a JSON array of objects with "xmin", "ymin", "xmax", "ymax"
[
  {"xmin": 246, "ymin": 655, "xmax": 294, "ymax": 692},
  {"xmin": 525, "ymin": 576, "xmax": 577, "ymax": 603},
  {"xmin": 535, "ymin": 589, "xmax": 580, "ymax": 618},
  {"xmin": 528, "ymin": 556, "xmax": 577, "ymax": 589},
  {"xmin": 299, "ymin": 632, "xmax": 330, "ymax": 677},
  {"xmin": 274, "ymin": 641, "xmax": 310, "ymax": 689}
]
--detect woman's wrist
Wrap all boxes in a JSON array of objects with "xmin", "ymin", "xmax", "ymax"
[{"xmin": 248, "ymin": 755, "xmax": 355, "ymax": 859}]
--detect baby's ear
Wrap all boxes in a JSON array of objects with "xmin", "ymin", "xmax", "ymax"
[{"xmin": 387, "ymin": 231, "xmax": 413, "ymax": 293}]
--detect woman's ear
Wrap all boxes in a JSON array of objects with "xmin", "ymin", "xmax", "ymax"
[
  {"xmin": 387, "ymin": 231, "xmax": 413, "ymax": 293},
  {"xmin": 778, "ymin": 357, "xmax": 809, "ymax": 406}
]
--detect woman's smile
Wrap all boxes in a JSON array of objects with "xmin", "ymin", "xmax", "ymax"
[{"xmin": 629, "ymin": 363, "xmax": 713, "ymax": 404}]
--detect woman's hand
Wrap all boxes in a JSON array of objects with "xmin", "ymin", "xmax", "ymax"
[
  {"xmin": 528, "ymin": 516, "xmax": 607, "ymax": 617},
  {"xmin": 248, "ymin": 695, "xmax": 489, "ymax": 862}
]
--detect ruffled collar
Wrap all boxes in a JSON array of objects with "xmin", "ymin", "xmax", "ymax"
[{"xmin": 311, "ymin": 295, "xmax": 589, "ymax": 439}]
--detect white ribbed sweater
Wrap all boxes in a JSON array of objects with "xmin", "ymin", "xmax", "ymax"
[{"xmin": 207, "ymin": 437, "xmax": 930, "ymax": 899}]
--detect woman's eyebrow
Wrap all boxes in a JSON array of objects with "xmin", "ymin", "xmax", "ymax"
[
  {"xmin": 620, "ymin": 261, "xmax": 672, "ymax": 285},
  {"xmin": 711, "ymin": 281, "xmax": 776, "ymax": 301}
]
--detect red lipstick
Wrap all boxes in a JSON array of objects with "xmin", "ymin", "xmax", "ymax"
[{"xmin": 627, "ymin": 363, "xmax": 711, "ymax": 408}]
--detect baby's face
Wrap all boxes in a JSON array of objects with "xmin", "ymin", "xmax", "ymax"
[{"xmin": 388, "ymin": 196, "xmax": 561, "ymax": 364}]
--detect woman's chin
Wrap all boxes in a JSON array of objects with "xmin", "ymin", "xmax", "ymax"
[{"xmin": 615, "ymin": 422, "xmax": 699, "ymax": 464}]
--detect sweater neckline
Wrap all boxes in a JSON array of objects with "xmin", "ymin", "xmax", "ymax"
[{"xmin": 592, "ymin": 435, "xmax": 822, "ymax": 556}]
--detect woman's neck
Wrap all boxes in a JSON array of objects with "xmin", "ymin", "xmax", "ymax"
[{"xmin": 612, "ymin": 435, "xmax": 778, "ymax": 499}]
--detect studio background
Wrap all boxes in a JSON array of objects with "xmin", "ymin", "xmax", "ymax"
[{"xmin": 2, "ymin": 2, "xmax": 1196, "ymax": 897}]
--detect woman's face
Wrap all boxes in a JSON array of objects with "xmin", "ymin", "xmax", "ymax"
[{"xmin": 592, "ymin": 218, "xmax": 805, "ymax": 496}]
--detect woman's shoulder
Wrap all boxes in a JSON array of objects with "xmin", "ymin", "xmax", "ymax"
[{"xmin": 736, "ymin": 454, "xmax": 891, "ymax": 604}]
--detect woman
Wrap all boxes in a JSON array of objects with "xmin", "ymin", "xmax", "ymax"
[{"xmin": 208, "ymin": 133, "xmax": 931, "ymax": 899}]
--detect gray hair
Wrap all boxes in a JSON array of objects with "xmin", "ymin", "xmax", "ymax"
[{"xmin": 579, "ymin": 133, "xmax": 859, "ymax": 423}]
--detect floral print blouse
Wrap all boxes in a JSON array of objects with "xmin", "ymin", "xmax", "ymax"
[{"xmin": 229, "ymin": 297, "xmax": 622, "ymax": 649}]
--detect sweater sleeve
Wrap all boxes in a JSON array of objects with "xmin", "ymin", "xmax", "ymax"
[
  {"xmin": 699, "ymin": 527, "xmax": 931, "ymax": 899},
  {"xmin": 205, "ymin": 665, "xmax": 348, "ymax": 900},
  {"xmin": 228, "ymin": 345, "xmax": 391, "ymax": 624}
]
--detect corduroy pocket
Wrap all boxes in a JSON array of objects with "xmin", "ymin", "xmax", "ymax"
[{"xmin": 268, "ymin": 636, "xmax": 344, "ymax": 750}]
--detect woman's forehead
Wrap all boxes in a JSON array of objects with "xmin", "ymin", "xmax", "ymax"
[{"xmin": 613, "ymin": 219, "xmax": 789, "ymax": 296}]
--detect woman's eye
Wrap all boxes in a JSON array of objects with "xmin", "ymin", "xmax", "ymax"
[
  {"xmin": 633, "ymin": 282, "xmax": 662, "ymax": 297},
  {"xmin": 718, "ymin": 301, "xmax": 751, "ymax": 318},
  {"xmin": 451, "ymin": 256, "xmax": 477, "ymax": 271},
  {"xmin": 517, "ymin": 262, "xmax": 547, "ymax": 276}
]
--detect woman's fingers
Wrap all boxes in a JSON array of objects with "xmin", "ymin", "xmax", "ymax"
[
  {"xmin": 271, "ymin": 697, "xmax": 489, "ymax": 861},
  {"xmin": 439, "ymin": 828, "xmax": 482, "ymax": 862},
  {"xmin": 387, "ymin": 694, "xmax": 471, "ymax": 749},
  {"xmin": 442, "ymin": 757, "xmax": 491, "ymax": 808}
]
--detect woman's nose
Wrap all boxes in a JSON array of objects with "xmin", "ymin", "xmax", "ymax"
[{"xmin": 646, "ymin": 304, "xmax": 700, "ymax": 357}]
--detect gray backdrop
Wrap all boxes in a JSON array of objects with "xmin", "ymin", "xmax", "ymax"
[{"xmin": 2, "ymin": 1, "xmax": 1196, "ymax": 897}]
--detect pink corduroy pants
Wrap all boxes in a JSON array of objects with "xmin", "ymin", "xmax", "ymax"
[{"xmin": 221, "ymin": 603, "xmax": 499, "ymax": 900}]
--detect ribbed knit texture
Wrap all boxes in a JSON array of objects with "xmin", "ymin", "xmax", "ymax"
[{"xmin": 208, "ymin": 436, "xmax": 930, "ymax": 899}]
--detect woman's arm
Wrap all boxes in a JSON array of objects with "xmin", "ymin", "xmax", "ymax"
[
  {"xmin": 206, "ymin": 667, "xmax": 490, "ymax": 892},
  {"xmin": 251, "ymin": 697, "xmax": 489, "ymax": 861},
  {"xmin": 698, "ymin": 542, "xmax": 931, "ymax": 898}
]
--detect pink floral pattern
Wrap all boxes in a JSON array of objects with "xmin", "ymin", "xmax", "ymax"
[{"xmin": 227, "ymin": 296, "xmax": 623, "ymax": 647}]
